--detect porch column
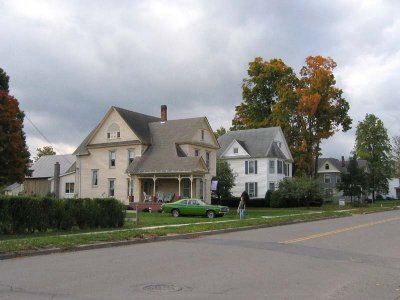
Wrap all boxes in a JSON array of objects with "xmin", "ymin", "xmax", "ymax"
[
  {"xmin": 133, "ymin": 176, "xmax": 141, "ymax": 202},
  {"xmin": 153, "ymin": 175, "xmax": 156, "ymax": 197},
  {"xmin": 190, "ymin": 175, "xmax": 193, "ymax": 198},
  {"xmin": 203, "ymin": 175, "xmax": 206, "ymax": 201},
  {"xmin": 178, "ymin": 175, "xmax": 181, "ymax": 197}
]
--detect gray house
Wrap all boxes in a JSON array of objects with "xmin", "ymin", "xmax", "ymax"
[{"xmin": 317, "ymin": 157, "xmax": 368, "ymax": 202}]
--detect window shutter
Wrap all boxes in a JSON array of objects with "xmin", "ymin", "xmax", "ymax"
[
  {"xmin": 255, "ymin": 182, "xmax": 258, "ymax": 197},
  {"xmin": 255, "ymin": 160, "xmax": 258, "ymax": 174},
  {"xmin": 245, "ymin": 161, "xmax": 248, "ymax": 174},
  {"xmin": 245, "ymin": 182, "xmax": 249, "ymax": 193}
]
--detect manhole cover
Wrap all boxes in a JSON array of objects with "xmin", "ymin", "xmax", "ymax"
[{"xmin": 143, "ymin": 284, "xmax": 182, "ymax": 292}]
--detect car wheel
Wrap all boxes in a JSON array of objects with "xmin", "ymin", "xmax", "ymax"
[
  {"xmin": 206, "ymin": 210, "xmax": 215, "ymax": 218},
  {"xmin": 171, "ymin": 209, "xmax": 180, "ymax": 217}
]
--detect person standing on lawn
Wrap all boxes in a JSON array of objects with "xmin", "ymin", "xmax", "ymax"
[{"xmin": 238, "ymin": 191, "xmax": 248, "ymax": 219}]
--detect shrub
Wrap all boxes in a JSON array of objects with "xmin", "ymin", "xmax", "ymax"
[
  {"xmin": 270, "ymin": 190, "xmax": 287, "ymax": 208},
  {"xmin": 0, "ymin": 196, "xmax": 126, "ymax": 234},
  {"xmin": 272, "ymin": 177, "xmax": 323, "ymax": 208},
  {"xmin": 265, "ymin": 190, "xmax": 272, "ymax": 207}
]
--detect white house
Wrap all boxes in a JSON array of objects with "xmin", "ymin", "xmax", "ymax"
[{"xmin": 217, "ymin": 127, "xmax": 293, "ymax": 198}]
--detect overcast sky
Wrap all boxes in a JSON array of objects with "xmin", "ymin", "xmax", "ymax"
[{"xmin": 1, "ymin": 0, "xmax": 399, "ymax": 159}]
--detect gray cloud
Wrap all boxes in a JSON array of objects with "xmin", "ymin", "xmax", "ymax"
[{"xmin": 1, "ymin": 0, "xmax": 399, "ymax": 158}]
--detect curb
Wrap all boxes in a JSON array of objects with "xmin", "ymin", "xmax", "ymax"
[{"xmin": 0, "ymin": 215, "xmax": 346, "ymax": 260}]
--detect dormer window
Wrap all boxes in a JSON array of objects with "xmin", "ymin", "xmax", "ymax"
[
  {"xmin": 233, "ymin": 147, "xmax": 238, "ymax": 154},
  {"xmin": 325, "ymin": 163, "xmax": 329, "ymax": 170},
  {"xmin": 107, "ymin": 123, "xmax": 120, "ymax": 140}
]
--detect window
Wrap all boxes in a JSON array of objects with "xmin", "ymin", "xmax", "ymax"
[
  {"xmin": 325, "ymin": 163, "xmax": 330, "ymax": 170},
  {"xmin": 336, "ymin": 176, "xmax": 341, "ymax": 183},
  {"xmin": 128, "ymin": 149, "xmax": 135, "ymax": 164},
  {"xmin": 277, "ymin": 160, "xmax": 283, "ymax": 174},
  {"xmin": 324, "ymin": 174, "xmax": 331, "ymax": 184},
  {"xmin": 233, "ymin": 147, "xmax": 238, "ymax": 154},
  {"xmin": 108, "ymin": 179, "xmax": 115, "ymax": 197},
  {"xmin": 245, "ymin": 160, "xmax": 257, "ymax": 174},
  {"xmin": 65, "ymin": 182, "xmax": 74, "ymax": 194},
  {"xmin": 92, "ymin": 170, "xmax": 98, "ymax": 187},
  {"xmin": 245, "ymin": 182, "xmax": 258, "ymax": 197},
  {"xmin": 107, "ymin": 123, "xmax": 120, "ymax": 140},
  {"xmin": 284, "ymin": 163, "xmax": 289, "ymax": 176},
  {"xmin": 195, "ymin": 149, "xmax": 199, "ymax": 157},
  {"xmin": 201, "ymin": 130, "xmax": 205, "ymax": 141},
  {"xmin": 269, "ymin": 182, "xmax": 275, "ymax": 191},
  {"xmin": 206, "ymin": 152, "xmax": 210, "ymax": 168},
  {"xmin": 269, "ymin": 160, "xmax": 275, "ymax": 174},
  {"xmin": 109, "ymin": 150, "xmax": 116, "ymax": 168}
]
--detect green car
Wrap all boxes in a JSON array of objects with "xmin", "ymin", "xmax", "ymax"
[{"xmin": 161, "ymin": 199, "xmax": 229, "ymax": 218}]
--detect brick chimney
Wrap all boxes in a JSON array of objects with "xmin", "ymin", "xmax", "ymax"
[{"xmin": 161, "ymin": 105, "xmax": 167, "ymax": 122}]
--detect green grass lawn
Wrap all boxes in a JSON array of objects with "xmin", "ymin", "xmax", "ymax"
[{"xmin": 1, "ymin": 201, "xmax": 399, "ymax": 254}]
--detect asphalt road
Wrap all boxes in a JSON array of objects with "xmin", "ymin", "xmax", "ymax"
[{"xmin": 1, "ymin": 210, "xmax": 400, "ymax": 300}]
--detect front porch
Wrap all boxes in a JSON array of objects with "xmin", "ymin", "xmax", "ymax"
[{"xmin": 128, "ymin": 173, "xmax": 208, "ymax": 203}]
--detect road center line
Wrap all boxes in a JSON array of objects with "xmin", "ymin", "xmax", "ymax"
[{"xmin": 279, "ymin": 216, "xmax": 400, "ymax": 244}]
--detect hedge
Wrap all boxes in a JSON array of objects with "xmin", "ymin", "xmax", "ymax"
[
  {"xmin": 211, "ymin": 197, "xmax": 268, "ymax": 207},
  {"xmin": 0, "ymin": 196, "xmax": 126, "ymax": 234}
]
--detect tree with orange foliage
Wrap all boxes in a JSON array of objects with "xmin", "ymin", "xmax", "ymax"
[
  {"xmin": 232, "ymin": 56, "xmax": 352, "ymax": 177},
  {"xmin": 0, "ymin": 67, "xmax": 30, "ymax": 186}
]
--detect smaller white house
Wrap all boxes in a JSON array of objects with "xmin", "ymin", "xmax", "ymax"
[
  {"xmin": 25, "ymin": 154, "xmax": 76, "ymax": 198},
  {"xmin": 217, "ymin": 127, "xmax": 293, "ymax": 198}
]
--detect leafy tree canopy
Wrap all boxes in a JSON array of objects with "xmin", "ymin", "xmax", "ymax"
[
  {"xmin": 0, "ymin": 68, "xmax": 30, "ymax": 185},
  {"xmin": 34, "ymin": 145, "xmax": 56, "ymax": 162},
  {"xmin": 392, "ymin": 136, "xmax": 400, "ymax": 177},
  {"xmin": 213, "ymin": 126, "xmax": 227, "ymax": 139},
  {"xmin": 337, "ymin": 155, "xmax": 368, "ymax": 202},
  {"xmin": 354, "ymin": 114, "xmax": 392, "ymax": 200},
  {"xmin": 232, "ymin": 56, "xmax": 352, "ymax": 177},
  {"xmin": 216, "ymin": 160, "xmax": 236, "ymax": 199},
  {"xmin": 0, "ymin": 67, "xmax": 9, "ymax": 92}
]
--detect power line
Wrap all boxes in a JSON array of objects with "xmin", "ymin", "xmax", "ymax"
[{"xmin": 24, "ymin": 113, "xmax": 74, "ymax": 166}]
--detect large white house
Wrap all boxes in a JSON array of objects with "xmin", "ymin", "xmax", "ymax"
[
  {"xmin": 217, "ymin": 127, "xmax": 293, "ymax": 198},
  {"xmin": 74, "ymin": 105, "xmax": 219, "ymax": 204}
]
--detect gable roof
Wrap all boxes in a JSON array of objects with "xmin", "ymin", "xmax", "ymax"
[
  {"xmin": 29, "ymin": 154, "xmax": 76, "ymax": 178},
  {"xmin": 127, "ymin": 117, "xmax": 215, "ymax": 174},
  {"xmin": 317, "ymin": 158, "xmax": 368, "ymax": 173},
  {"xmin": 74, "ymin": 106, "xmax": 160, "ymax": 155},
  {"xmin": 218, "ymin": 127, "xmax": 291, "ymax": 160}
]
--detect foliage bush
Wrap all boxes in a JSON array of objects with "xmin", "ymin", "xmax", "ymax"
[
  {"xmin": 270, "ymin": 178, "xmax": 323, "ymax": 208},
  {"xmin": 211, "ymin": 197, "xmax": 267, "ymax": 207},
  {"xmin": 0, "ymin": 196, "xmax": 126, "ymax": 234},
  {"xmin": 265, "ymin": 190, "xmax": 273, "ymax": 207}
]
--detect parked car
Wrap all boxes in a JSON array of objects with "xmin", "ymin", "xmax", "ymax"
[{"xmin": 161, "ymin": 198, "xmax": 229, "ymax": 218}]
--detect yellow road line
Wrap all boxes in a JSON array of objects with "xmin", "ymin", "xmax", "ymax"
[{"xmin": 279, "ymin": 216, "xmax": 400, "ymax": 244}]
